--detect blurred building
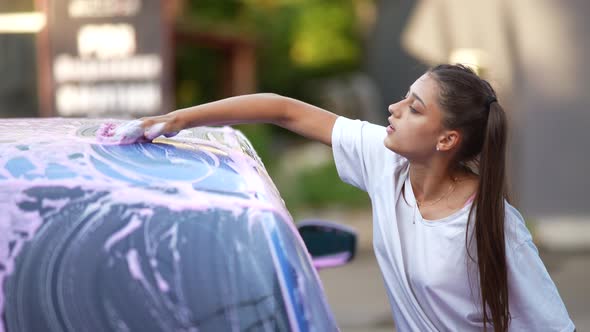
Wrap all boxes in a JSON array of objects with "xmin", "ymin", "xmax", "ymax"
[{"xmin": 0, "ymin": 0, "xmax": 256, "ymax": 119}]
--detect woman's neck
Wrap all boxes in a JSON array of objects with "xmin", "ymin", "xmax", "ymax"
[{"xmin": 409, "ymin": 162, "xmax": 461, "ymax": 203}]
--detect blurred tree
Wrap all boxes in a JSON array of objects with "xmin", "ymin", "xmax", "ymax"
[{"xmin": 176, "ymin": 0, "xmax": 365, "ymax": 102}]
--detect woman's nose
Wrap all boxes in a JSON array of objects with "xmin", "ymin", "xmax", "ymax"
[
  {"xmin": 388, "ymin": 102, "xmax": 401, "ymax": 117},
  {"xmin": 388, "ymin": 104, "xmax": 395, "ymax": 114}
]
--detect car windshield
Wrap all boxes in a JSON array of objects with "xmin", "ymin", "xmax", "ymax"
[{"xmin": 3, "ymin": 188, "xmax": 291, "ymax": 331}]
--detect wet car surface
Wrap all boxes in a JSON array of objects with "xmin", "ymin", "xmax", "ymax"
[{"xmin": 0, "ymin": 118, "xmax": 341, "ymax": 332}]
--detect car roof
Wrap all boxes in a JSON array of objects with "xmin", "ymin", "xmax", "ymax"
[{"xmin": 0, "ymin": 118, "xmax": 290, "ymax": 220}]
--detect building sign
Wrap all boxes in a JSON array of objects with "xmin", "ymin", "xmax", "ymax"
[{"xmin": 40, "ymin": 0, "xmax": 170, "ymax": 117}]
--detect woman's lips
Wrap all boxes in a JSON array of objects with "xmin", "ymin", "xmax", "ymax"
[{"xmin": 386, "ymin": 125, "xmax": 395, "ymax": 134}]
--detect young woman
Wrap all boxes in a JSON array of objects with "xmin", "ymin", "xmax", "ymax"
[{"xmin": 140, "ymin": 64, "xmax": 575, "ymax": 331}]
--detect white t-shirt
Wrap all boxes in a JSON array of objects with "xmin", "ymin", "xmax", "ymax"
[{"xmin": 331, "ymin": 117, "xmax": 575, "ymax": 332}]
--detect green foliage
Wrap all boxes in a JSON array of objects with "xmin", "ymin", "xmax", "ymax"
[
  {"xmin": 247, "ymin": 1, "xmax": 361, "ymax": 99},
  {"xmin": 279, "ymin": 161, "xmax": 370, "ymax": 212},
  {"xmin": 177, "ymin": 0, "xmax": 363, "ymax": 102},
  {"xmin": 290, "ymin": 3, "xmax": 360, "ymax": 68},
  {"xmin": 184, "ymin": 1, "xmax": 244, "ymax": 22},
  {"xmin": 175, "ymin": 45, "xmax": 223, "ymax": 108}
]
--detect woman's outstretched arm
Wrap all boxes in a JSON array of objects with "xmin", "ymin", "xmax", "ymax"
[{"xmin": 140, "ymin": 93, "xmax": 338, "ymax": 146}]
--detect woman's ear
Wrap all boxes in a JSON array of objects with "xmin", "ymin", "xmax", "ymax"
[{"xmin": 436, "ymin": 130, "xmax": 461, "ymax": 152}]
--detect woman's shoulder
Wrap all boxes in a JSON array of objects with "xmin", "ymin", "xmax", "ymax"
[
  {"xmin": 504, "ymin": 202, "xmax": 534, "ymax": 249},
  {"xmin": 331, "ymin": 117, "xmax": 408, "ymax": 192}
]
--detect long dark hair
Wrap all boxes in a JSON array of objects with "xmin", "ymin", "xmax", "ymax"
[{"xmin": 429, "ymin": 64, "xmax": 510, "ymax": 332}]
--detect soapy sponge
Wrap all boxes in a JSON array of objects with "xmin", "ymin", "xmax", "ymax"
[{"xmin": 96, "ymin": 120, "xmax": 177, "ymax": 145}]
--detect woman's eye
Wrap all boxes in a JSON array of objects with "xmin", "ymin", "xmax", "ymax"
[{"xmin": 410, "ymin": 106, "xmax": 419, "ymax": 114}]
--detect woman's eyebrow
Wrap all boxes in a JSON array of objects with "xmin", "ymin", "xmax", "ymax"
[
  {"xmin": 407, "ymin": 89, "xmax": 427, "ymax": 108},
  {"xmin": 412, "ymin": 92, "xmax": 426, "ymax": 108}
]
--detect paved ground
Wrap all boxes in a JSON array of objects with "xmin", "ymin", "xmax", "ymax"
[
  {"xmin": 302, "ymin": 209, "xmax": 590, "ymax": 331},
  {"xmin": 318, "ymin": 248, "xmax": 395, "ymax": 332}
]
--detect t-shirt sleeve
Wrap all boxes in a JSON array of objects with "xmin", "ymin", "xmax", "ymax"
[
  {"xmin": 331, "ymin": 116, "xmax": 398, "ymax": 192},
  {"xmin": 506, "ymin": 239, "xmax": 575, "ymax": 331}
]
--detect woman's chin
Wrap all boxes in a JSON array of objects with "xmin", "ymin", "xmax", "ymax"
[
  {"xmin": 383, "ymin": 138, "xmax": 400, "ymax": 154},
  {"xmin": 384, "ymin": 140, "xmax": 413, "ymax": 160}
]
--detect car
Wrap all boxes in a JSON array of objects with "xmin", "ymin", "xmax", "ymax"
[{"xmin": 0, "ymin": 118, "xmax": 357, "ymax": 332}]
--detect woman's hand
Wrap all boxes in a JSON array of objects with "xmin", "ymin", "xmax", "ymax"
[{"xmin": 140, "ymin": 112, "xmax": 185, "ymax": 140}]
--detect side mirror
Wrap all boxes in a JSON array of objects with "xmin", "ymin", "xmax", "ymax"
[{"xmin": 297, "ymin": 220, "xmax": 357, "ymax": 270}]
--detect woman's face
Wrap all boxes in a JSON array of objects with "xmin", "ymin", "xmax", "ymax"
[{"xmin": 384, "ymin": 73, "xmax": 446, "ymax": 160}]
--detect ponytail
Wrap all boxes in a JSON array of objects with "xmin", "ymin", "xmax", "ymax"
[
  {"xmin": 467, "ymin": 100, "xmax": 510, "ymax": 331},
  {"xmin": 429, "ymin": 64, "xmax": 511, "ymax": 332}
]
